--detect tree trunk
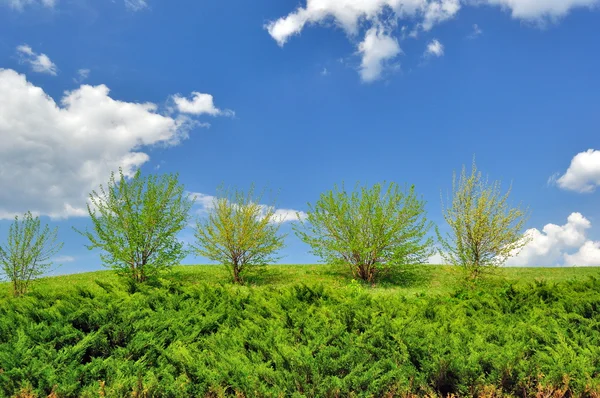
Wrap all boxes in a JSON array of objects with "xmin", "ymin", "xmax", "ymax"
[
  {"xmin": 357, "ymin": 264, "xmax": 375, "ymax": 283},
  {"xmin": 233, "ymin": 264, "xmax": 242, "ymax": 284}
]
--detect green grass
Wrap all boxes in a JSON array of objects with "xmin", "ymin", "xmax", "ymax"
[{"xmin": 4, "ymin": 264, "xmax": 599, "ymax": 299}]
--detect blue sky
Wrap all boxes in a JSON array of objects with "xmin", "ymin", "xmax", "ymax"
[{"xmin": 1, "ymin": 0, "xmax": 599, "ymax": 273}]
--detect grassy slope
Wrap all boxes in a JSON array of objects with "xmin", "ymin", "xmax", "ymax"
[
  {"xmin": 2, "ymin": 264, "xmax": 600, "ymax": 396},
  {"xmin": 3, "ymin": 264, "xmax": 599, "ymax": 299}
]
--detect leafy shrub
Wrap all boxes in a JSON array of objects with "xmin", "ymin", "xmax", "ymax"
[{"xmin": 1, "ymin": 277, "xmax": 600, "ymax": 397}]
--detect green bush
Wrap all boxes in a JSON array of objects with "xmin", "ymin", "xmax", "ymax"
[{"xmin": 1, "ymin": 278, "xmax": 599, "ymax": 397}]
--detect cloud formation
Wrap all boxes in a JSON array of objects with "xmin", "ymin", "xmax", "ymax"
[
  {"xmin": 16, "ymin": 45, "xmax": 58, "ymax": 75},
  {"xmin": 74, "ymin": 68, "xmax": 90, "ymax": 83},
  {"xmin": 0, "ymin": 69, "xmax": 231, "ymax": 219},
  {"xmin": 172, "ymin": 92, "xmax": 235, "ymax": 117},
  {"xmin": 564, "ymin": 241, "xmax": 600, "ymax": 266},
  {"xmin": 266, "ymin": 0, "xmax": 599, "ymax": 81},
  {"xmin": 482, "ymin": 0, "xmax": 599, "ymax": 20},
  {"xmin": 554, "ymin": 149, "xmax": 600, "ymax": 193},
  {"xmin": 425, "ymin": 39, "xmax": 444, "ymax": 57},
  {"xmin": 468, "ymin": 23, "xmax": 483, "ymax": 38},
  {"xmin": 357, "ymin": 27, "xmax": 401, "ymax": 82},
  {"xmin": 54, "ymin": 255, "xmax": 76, "ymax": 263},
  {"xmin": 188, "ymin": 192, "xmax": 307, "ymax": 223},
  {"xmin": 507, "ymin": 212, "xmax": 600, "ymax": 267},
  {"xmin": 124, "ymin": 0, "xmax": 148, "ymax": 11},
  {"xmin": 2, "ymin": 0, "xmax": 55, "ymax": 9}
]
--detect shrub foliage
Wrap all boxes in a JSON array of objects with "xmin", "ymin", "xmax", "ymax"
[
  {"xmin": 296, "ymin": 182, "xmax": 433, "ymax": 283},
  {"xmin": 78, "ymin": 169, "xmax": 193, "ymax": 283},
  {"xmin": 1, "ymin": 278, "xmax": 600, "ymax": 397},
  {"xmin": 437, "ymin": 160, "xmax": 529, "ymax": 280},
  {"xmin": 192, "ymin": 186, "xmax": 285, "ymax": 284},
  {"xmin": 0, "ymin": 211, "xmax": 62, "ymax": 297}
]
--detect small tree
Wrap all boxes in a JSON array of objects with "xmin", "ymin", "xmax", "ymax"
[
  {"xmin": 436, "ymin": 160, "xmax": 530, "ymax": 280},
  {"xmin": 192, "ymin": 187, "xmax": 285, "ymax": 284},
  {"xmin": 78, "ymin": 169, "xmax": 193, "ymax": 283},
  {"xmin": 0, "ymin": 211, "xmax": 63, "ymax": 297},
  {"xmin": 295, "ymin": 182, "xmax": 434, "ymax": 283}
]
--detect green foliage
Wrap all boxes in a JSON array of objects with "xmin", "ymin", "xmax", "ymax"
[
  {"xmin": 192, "ymin": 186, "xmax": 285, "ymax": 284},
  {"xmin": 78, "ymin": 169, "xmax": 193, "ymax": 283},
  {"xmin": 437, "ymin": 160, "xmax": 530, "ymax": 280},
  {"xmin": 295, "ymin": 182, "xmax": 434, "ymax": 283},
  {"xmin": 0, "ymin": 211, "xmax": 62, "ymax": 297},
  {"xmin": 1, "ymin": 274, "xmax": 600, "ymax": 397}
]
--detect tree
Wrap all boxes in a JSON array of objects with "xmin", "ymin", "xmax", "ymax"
[
  {"xmin": 78, "ymin": 169, "xmax": 193, "ymax": 283},
  {"xmin": 0, "ymin": 212, "xmax": 63, "ymax": 297},
  {"xmin": 436, "ymin": 160, "xmax": 530, "ymax": 280},
  {"xmin": 294, "ymin": 182, "xmax": 434, "ymax": 283},
  {"xmin": 192, "ymin": 187, "xmax": 285, "ymax": 284}
]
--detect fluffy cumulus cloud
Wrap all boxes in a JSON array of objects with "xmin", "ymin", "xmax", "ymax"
[
  {"xmin": 427, "ymin": 251, "xmax": 444, "ymax": 264},
  {"xmin": 554, "ymin": 149, "xmax": 600, "ymax": 193},
  {"xmin": 357, "ymin": 27, "xmax": 401, "ymax": 81},
  {"xmin": 188, "ymin": 192, "xmax": 307, "ymax": 223},
  {"xmin": 425, "ymin": 38, "xmax": 444, "ymax": 56},
  {"xmin": 506, "ymin": 213, "xmax": 600, "ymax": 267},
  {"xmin": 172, "ymin": 92, "xmax": 234, "ymax": 117},
  {"xmin": 16, "ymin": 45, "xmax": 58, "ymax": 76},
  {"xmin": 564, "ymin": 241, "xmax": 600, "ymax": 266},
  {"xmin": 266, "ymin": 0, "xmax": 598, "ymax": 81},
  {"xmin": 0, "ymin": 68, "xmax": 226, "ymax": 219}
]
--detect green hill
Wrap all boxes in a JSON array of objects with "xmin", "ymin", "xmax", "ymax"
[
  {"xmin": 4, "ymin": 263, "xmax": 599, "ymax": 299},
  {"xmin": 1, "ymin": 265, "xmax": 599, "ymax": 397}
]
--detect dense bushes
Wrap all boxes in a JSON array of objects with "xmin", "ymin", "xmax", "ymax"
[{"xmin": 1, "ymin": 277, "xmax": 600, "ymax": 397}]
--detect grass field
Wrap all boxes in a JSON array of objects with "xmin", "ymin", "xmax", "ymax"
[{"xmin": 4, "ymin": 263, "xmax": 599, "ymax": 299}]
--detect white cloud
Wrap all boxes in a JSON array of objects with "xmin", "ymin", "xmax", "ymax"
[
  {"xmin": 564, "ymin": 241, "xmax": 600, "ymax": 266},
  {"xmin": 188, "ymin": 192, "xmax": 217, "ymax": 212},
  {"xmin": 468, "ymin": 23, "xmax": 483, "ymax": 38},
  {"xmin": 266, "ymin": 0, "xmax": 439, "ymax": 47},
  {"xmin": 0, "ymin": 68, "xmax": 198, "ymax": 219},
  {"xmin": 3, "ymin": 0, "xmax": 55, "ymax": 10},
  {"xmin": 421, "ymin": 0, "xmax": 460, "ymax": 30},
  {"xmin": 74, "ymin": 68, "xmax": 90, "ymax": 83},
  {"xmin": 357, "ymin": 26, "xmax": 401, "ymax": 81},
  {"xmin": 428, "ymin": 251, "xmax": 444, "ymax": 264},
  {"xmin": 16, "ymin": 45, "xmax": 58, "ymax": 76},
  {"xmin": 267, "ymin": 0, "xmax": 597, "ymax": 81},
  {"xmin": 565, "ymin": 240, "xmax": 600, "ymax": 267},
  {"xmin": 554, "ymin": 149, "xmax": 600, "ymax": 193},
  {"xmin": 266, "ymin": 0, "xmax": 454, "ymax": 81},
  {"xmin": 54, "ymin": 255, "xmax": 75, "ymax": 263},
  {"xmin": 506, "ymin": 212, "xmax": 600, "ymax": 267},
  {"xmin": 479, "ymin": 0, "xmax": 599, "ymax": 21},
  {"xmin": 172, "ymin": 92, "xmax": 235, "ymax": 117},
  {"xmin": 189, "ymin": 192, "xmax": 306, "ymax": 223},
  {"xmin": 425, "ymin": 38, "xmax": 444, "ymax": 56},
  {"xmin": 272, "ymin": 209, "xmax": 308, "ymax": 223},
  {"xmin": 124, "ymin": 0, "xmax": 147, "ymax": 11}
]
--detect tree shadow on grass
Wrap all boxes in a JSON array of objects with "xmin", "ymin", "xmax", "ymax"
[
  {"xmin": 320, "ymin": 263, "xmax": 434, "ymax": 289},
  {"xmin": 165, "ymin": 268, "xmax": 229, "ymax": 287},
  {"xmin": 376, "ymin": 264, "xmax": 433, "ymax": 288},
  {"xmin": 242, "ymin": 266, "xmax": 289, "ymax": 286}
]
